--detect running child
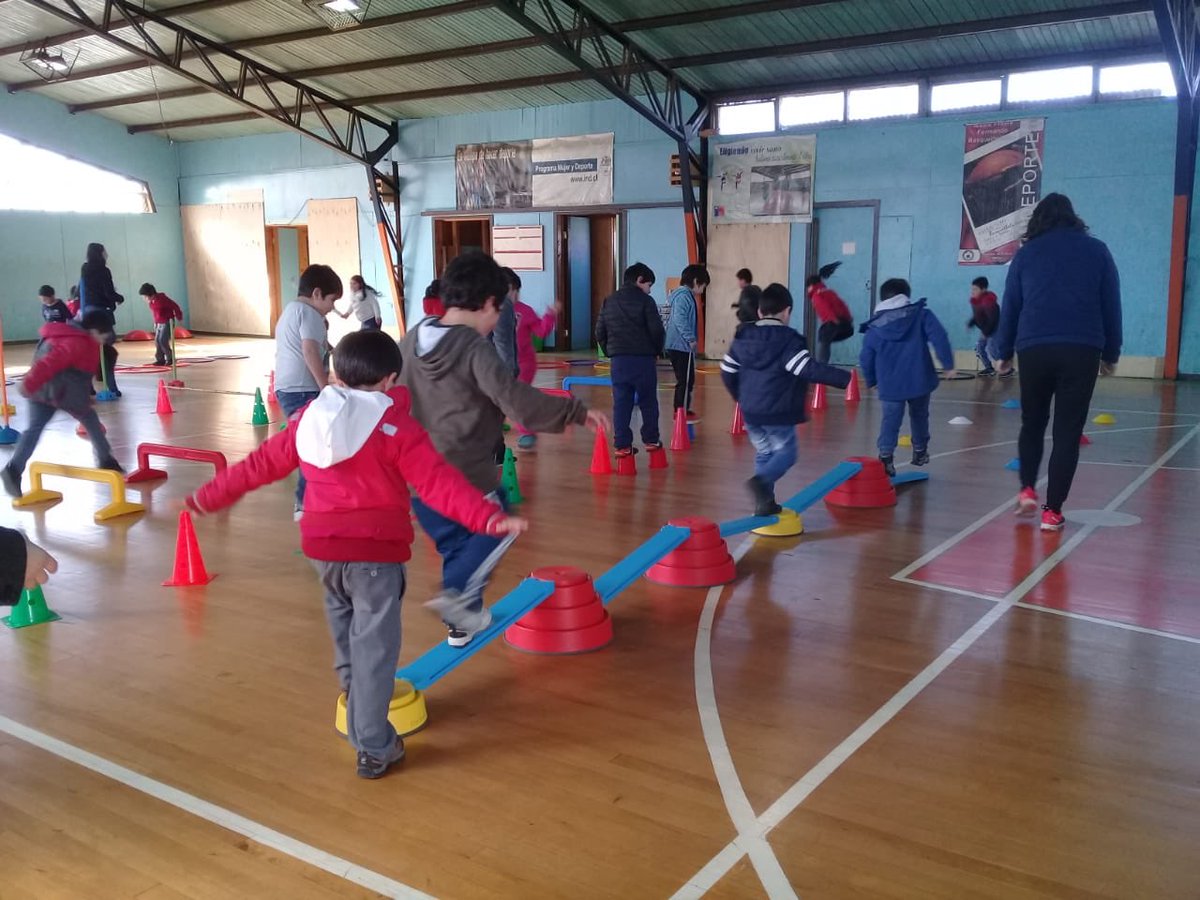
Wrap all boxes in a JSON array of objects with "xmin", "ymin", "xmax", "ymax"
[
  {"xmin": 663, "ymin": 264, "xmax": 709, "ymax": 421},
  {"xmin": 736, "ymin": 268, "xmax": 753, "ymax": 291},
  {"xmin": 139, "ymin": 283, "xmax": 184, "ymax": 367},
  {"xmin": 807, "ymin": 264, "xmax": 854, "ymax": 363},
  {"xmin": 966, "ymin": 275, "xmax": 1003, "ymax": 376},
  {"xmin": 505, "ymin": 269, "xmax": 559, "ymax": 451}
]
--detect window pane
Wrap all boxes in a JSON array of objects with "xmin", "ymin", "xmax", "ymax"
[
  {"xmin": 0, "ymin": 132, "xmax": 153, "ymax": 214},
  {"xmin": 1007, "ymin": 66, "xmax": 1092, "ymax": 103},
  {"xmin": 779, "ymin": 91, "xmax": 844, "ymax": 127},
  {"xmin": 718, "ymin": 101, "xmax": 775, "ymax": 136},
  {"xmin": 846, "ymin": 84, "xmax": 918, "ymax": 121},
  {"xmin": 1099, "ymin": 62, "xmax": 1177, "ymax": 98},
  {"xmin": 931, "ymin": 79, "xmax": 1002, "ymax": 112}
]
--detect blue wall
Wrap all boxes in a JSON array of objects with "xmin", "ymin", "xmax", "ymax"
[
  {"xmin": 1181, "ymin": 153, "xmax": 1200, "ymax": 374},
  {"xmin": 0, "ymin": 89, "xmax": 185, "ymax": 341}
]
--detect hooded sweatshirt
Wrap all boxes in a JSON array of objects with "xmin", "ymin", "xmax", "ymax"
[
  {"xmin": 398, "ymin": 318, "xmax": 588, "ymax": 492},
  {"xmin": 24, "ymin": 322, "xmax": 100, "ymax": 417},
  {"xmin": 859, "ymin": 296, "xmax": 955, "ymax": 402},
  {"xmin": 968, "ymin": 290, "xmax": 1000, "ymax": 336},
  {"xmin": 188, "ymin": 385, "xmax": 502, "ymax": 562}
]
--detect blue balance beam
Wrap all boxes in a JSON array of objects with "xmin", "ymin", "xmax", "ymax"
[
  {"xmin": 595, "ymin": 525, "xmax": 691, "ymax": 605},
  {"xmin": 891, "ymin": 471, "xmax": 930, "ymax": 486},
  {"xmin": 718, "ymin": 460, "xmax": 865, "ymax": 538},
  {"xmin": 562, "ymin": 375, "xmax": 612, "ymax": 392}
]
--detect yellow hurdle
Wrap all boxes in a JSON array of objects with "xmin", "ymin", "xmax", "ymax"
[{"xmin": 12, "ymin": 462, "xmax": 145, "ymax": 523}]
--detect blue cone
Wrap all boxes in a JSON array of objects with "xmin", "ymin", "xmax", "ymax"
[
  {"xmin": 95, "ymin": 390, "xmax": 119, "ymax": 402},
  {"xmin": 1002, "ymin": 399, "xmax": 1021, "ymax": 410},
  {"xmin": 1005, "ymin": 458, "xmax": 1020, "ymax": 471},
  {"xmin": 0, "ymin": 425, "xmax": 18, "ymax": 445}
]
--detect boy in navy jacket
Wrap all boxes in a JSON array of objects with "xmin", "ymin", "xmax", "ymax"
[
  {"xmin": 860, "ymin": 279, "xmax": 957, "ymax": 476},
  {"xmin": 721, "ymin": 284, "xmax": 850, "ymax": 515}
]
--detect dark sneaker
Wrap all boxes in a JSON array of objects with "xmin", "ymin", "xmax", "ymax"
[
  {"xmin": 97, "ymin": 457, "xmax": 124, "ymax": 474},
  {"xmin": 978, "ymin": 369, "xmax": 996, "ymax": 377},
  {"xmin": 999, "ymin": 369, "xmax": 1016, "ymax": 379},
  {"xmin": 446, "ymin": 608, "xmax": 492, "ymax": 648},
  {"xmin": 356, "ymin": 736, "xmax": 405, "ymax": 779},
  {"xmin": 746, "ymin": 476, "xmax": 781, "ymax": 517},
  {"xmin": 426, "ymin": 589, "xmax": 493, "ymax": 647},
  {"xmin": 1, "ymin": 466, "xmax": 21, "ymax": 498},
  {"xmin": 911, "ymin": 448, "xmax": 930, "ymax": 467},
  {"xmin": 879, "ymin": 455, "xmax": 896, "ymax": 478}
]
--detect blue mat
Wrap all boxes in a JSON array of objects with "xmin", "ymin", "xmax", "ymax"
[
  {"xmin": 595, "ymin": 526, "xmax": 691, "ymax": 604},
  {"xmin": 562, "ymin": 375, "xmax": 612, "ymax": 391},
  {"xmin": 891, "ymin": 470, "xmax": 930, "ymax": 486},
  {"xmin": 395, "ymin": 577, "xmax": 555, "ymax": 690}
]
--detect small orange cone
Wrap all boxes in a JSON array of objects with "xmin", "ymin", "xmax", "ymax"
[
  {"xmin": 76, "ymin": 420, "xmax": 107, "ymax": 437},
  {"xmin": 163, "ymin": 511, "xmax": 215, "ymax": 586},
  {"xmin": 811, "ymin": 383, "xmax": 828, "ymax": 411},
  {"xmin": 670, "ymin": 408, "xmax": 691, "ymax": 451},
  {"xmin": 589, "ymin": 427, "xmax": 612, "ymax": 475},
  {"xmin": 1080, "ymin": 434, "xmax": 1092, "ymax": 446},
  {"xmin": 729, "ymin": 403, "xmax": 746, "ymax": 436},
  {"xmin": 155, "ymin": 379, "xmax": 174, "ymax": 415},
  {"xmin": 267, "ymin": 370, "xmax": 278, "ymax": 406},
  {"xmin": 845, "ymin": 369, "xmax": 861, "ymax": 403},
  {"xmin": 648, "ymin": 446, "xmax": 669, "ymax": 469}
]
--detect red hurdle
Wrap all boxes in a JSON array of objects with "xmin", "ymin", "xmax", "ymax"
[{"xmin": 125, "ymin": 442, "xmax": 228, "ymax": 484}]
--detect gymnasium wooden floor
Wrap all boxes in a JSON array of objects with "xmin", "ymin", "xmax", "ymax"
[{"xmin": 1, "ymin": 337, "xmax": 1198, "ymax": 899}]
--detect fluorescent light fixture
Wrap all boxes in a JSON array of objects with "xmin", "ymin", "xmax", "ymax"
[{"xmin": 323, "ymin": 0, "xmax": 360, "ymax": 12}]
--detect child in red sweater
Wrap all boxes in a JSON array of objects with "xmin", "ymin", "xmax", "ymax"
[
  {"xmin": 806, "ymin": 272, "xmax": 854, "ymax": 363},
  {"xmin": 139, "ymin": 283, "xmax": 184, "ymax": 367},
  {"xmin": 186, "ymin": 330, "xmax": 527, "ymax": 779},
  {"xmin": 966, "ymin": 276, "xmax": 1003, "ymax": 376}
]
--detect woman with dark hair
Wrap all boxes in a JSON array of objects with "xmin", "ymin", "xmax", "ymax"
[
  {"xmin": 994, "ymin": 193, "xmax": 1122, "ymax": 532},
  {"xmin": 79, "ymin": 242, "xmax": 125, "ymax": 396},
  {"xmin": 337, "ymin": 274, "xmax": 383, "ymax": 331}
]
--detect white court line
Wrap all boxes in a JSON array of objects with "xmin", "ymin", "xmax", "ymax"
[
  {"xmin": 0, "ymin": 715, "xmax": 432, "ymax": 900},
  {"xmin": 1080, "ymin": 461, "xmax": 1200, "ymax": 472},
  {"xmin": 674, "ymin": 423, "xmax": 1200, "ymax": 898}
]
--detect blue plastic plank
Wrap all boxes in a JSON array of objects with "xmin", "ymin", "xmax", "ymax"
[
  {"xmin": 595, "ymin": 525, "xmax": 691, "ymax": 604},
  {"xmin": 891, "ymin": 471, "xmax": 930, "ymax": 486},
  {"xmin": 562, "ymin": 375, "xmax": 612, "ymax": 391},
  {"xmin": 396, "ymin": 577, "xmax": 555, "ymax": 690},
  {"xmin": 719, "ymin": 515, "xmax": 778, "ymax": 537},
  {"xmin": 783, "ymin": 460, "xmax": 864, "ymax": 513}
]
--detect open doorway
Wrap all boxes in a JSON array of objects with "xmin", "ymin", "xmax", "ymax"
[
  {"xmin": 265, "ymin": 224, "xmax": 309, "ymax": 335},
  {"xmin": 555, "ymin": 213, "xmax": 618, "ymax": 351},
  {"xmin": 433, "ymin": 217, "xmax": 492, "ymax": 276}
]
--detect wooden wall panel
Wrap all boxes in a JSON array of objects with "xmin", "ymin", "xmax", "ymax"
[
  {"xmin": 704, "ymin": 223, "xmax": 791, "ymax": 357},
  {"xmin": 307, "ymin": 198, "xmax": 361, "ymax": 346},
  {"xmin": 181, "ymin": 202, "xmax": 271, "ymax": 336}
]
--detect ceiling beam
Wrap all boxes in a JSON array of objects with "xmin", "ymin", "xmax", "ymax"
[{"xmin": 1153, "ymin": 0, "xmax": 1200, "ymax": 97}]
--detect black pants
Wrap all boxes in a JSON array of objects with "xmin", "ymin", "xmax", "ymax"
[
  {"xmin": 816, "ymin": 319, "xmax": 854, "ymax": 363},
  {"xmin": 97, "ymin": 341, "xmax": 119, "ymax": 393},
  {"xmin": 668, "ymin": 349, "xmax": 695, "ymax": 411},
  {"xmin": 1017, "ymin": 343, "xmax": 1100, "ymax": 512}
]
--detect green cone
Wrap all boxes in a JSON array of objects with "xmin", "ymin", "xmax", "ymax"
[
  {"xmin": 500, "ymin": 448, "xmax": 523, "ymax": 505},
  {"xmin": 251, "ymin": 387, "xmax": 270, "ymax": 426},
  {"xmin": 3, "ymin": 585, "xmax": 62, "ymax": 629}
]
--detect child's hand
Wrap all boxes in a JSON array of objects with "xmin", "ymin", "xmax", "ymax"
[
  {"xmin": 1100, "ymin": 361, "xmax": 1117, "ymax": 377},
  {"xmin": 585, "ymin": 410, "xmax": 611, "ymax": 433},
  {"xmin": 487, "ymin": 514, "xmax": 528, "ymax": 537},
  {"xmin": 943, "ymin": 368, "xmax": 958, "ymax": 380},
  {"xmin": 23, "ymin": 536, "xmax": 57, "ymax": 589},
  {"xmin": 995, "ymin": 359, "xmax": 1013, "ymax": 376}
]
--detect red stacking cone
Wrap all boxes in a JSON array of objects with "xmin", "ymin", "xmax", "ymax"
[
  {"xmin": 845, "ymin": 369, "xmax": 861, "ymax": 403},
  {"xmin": 505, "ymin": 566, "xmax": 612, "ymax": 654},
  {"xmin": 811, "ymin": 382, "xmax": 828, "ymax": 411},
  {"xmin": 648, "ymin": 446, "xmax": 669, "ymax": 469},
  {"xmin": 729, "ymin": 402, "xmax": 746, "ymax": 436},
  {"xmin": 589, "ymin": 427, "xmax": 612, "ymax": 475},
  {"xmin": 163, "ymin": 511, "xmax": 215, "ymax": 586},
  {"xmin": 670, "ymin": 407, "xmax": 691, "ymax": 451},
  {"xmin": 616, "ymin": 451, "xmax": 637, "ymax": 476},
  {"xmin": 267, "ymin": 370, "xmax": 278, "ymax": 406},
  {"xmin": 155, "ymin": 379, "xmax": 175, "ymax": 415},
  {"xmin": 646, "ymin": 517, "xmax": 737, "ymax": 587},
  {"xmin": 825, "ymin": 457, "xmax": 897, "ymax": 509},
  {"xmin": 1080, "ymin": 434, "xmax": 1092, "ymax": 446},
  {"xmin": 77, "ymin": 420, "xmax": 107, "ymax": 437}
]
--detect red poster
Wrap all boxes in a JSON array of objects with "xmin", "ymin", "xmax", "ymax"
[{"xmin": 959, "ymin": 119, "xmax": 1045, "ymax": 265}]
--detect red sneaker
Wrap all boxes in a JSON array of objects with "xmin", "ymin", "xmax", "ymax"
[
  {"xmin": 1040, "ymin": 509, "xmax": 1065, "ymax": 532},
  {"xmin": 1015, "ymin": 487, "xmax": 1038, "ymax": 517},
  {"xmin": 685, "ymin": 411, "xmax": 700, "ymax": 423}
]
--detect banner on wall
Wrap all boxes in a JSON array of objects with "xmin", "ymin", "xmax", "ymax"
[
  {"xmin": 709, "ymin": 135, "xmax": 816, "ymax": 224},
  {"xmin": 959, "ymin": 118, "xmax": 1045, "ymax": 265},
  {"xmin": 455, "ymin": 133, "xmax": 613, "ymax": 210}
]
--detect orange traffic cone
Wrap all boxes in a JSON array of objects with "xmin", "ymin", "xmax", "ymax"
[
  {"xmin": 163, "ymin": 511, "xmax": 215, "ymax": 586},
  {"xmin": 155, "ymin": 379, "xmax": 174, "ymax": 415},
  {"xmin": 729, "ymin": 402, "xmax": 746, "ymax": 435},
  {"xmin": 670, "ymin": 408, "xmax": 691, "ymax": 451},
  {"xmin": 616, "ymin": 451, "xmax": 637, "ymax": 476},
  {"xmin": 811, "ymin": 383, "xmax": 828, "ymax": 411},
  {"xmin": 1080, "ymin": 434, "xmax": 1092, "ymax": 446},
  {"xmin": 589, "ymin": 427, "xmax": 612, "ymax": 475},
  {"xmin": 76, "ymin": 420, "xmax": 107, "ymax": 437},
  {"xmin": 845, "ymin": 369, "xmax": 861, "ymax": 403},
  {"xmin": 648, "ymin": 445, "xmax": 669, "ymax": 469},
  {"xmin": 267, "ymin": 370, "xmax": 278, "ymax": 406}
]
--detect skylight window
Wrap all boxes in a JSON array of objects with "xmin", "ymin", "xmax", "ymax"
[
  {"xmin": 779, "ymin": 91, "xmax": 844, "ymax": 127},
  {"xmin": 1007, "ymin": 66, "xmax": 1093, "ymax": 103},
  {"xmin": 0, "ymin": 132, "xmax": 154, "ymax": 214},
  {"xmin": 1099, "ymin": 62, "xmax": 1176, "ymax": 98},
  {"xmin": 717, "ymin": 101, "xmax": 775, "ymax": 136},
  {"xmin": 847, "ymin": 84, "xmax": 919, "ymax": 121},
  {"xmin": 931, "ymin": 79, "xmax": 1002, "ymax": 113}
]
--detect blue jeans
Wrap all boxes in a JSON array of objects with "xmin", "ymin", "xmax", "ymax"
[
  {"xmin": 746, "ymin": 423, "xmax": 797, "ymax": 486},
  {"xmin": 975, "ymin": 335, "xmax": 994, "ymax": 372},
  {"xmin": 412, "ymin": 488, "xmax": 508, "ymax": 618},
  {"xmin": 276, "ymin": 389, "xmax": 320, "ymax": 506},
  {"xmin": 878, "ymin": 394, "xmax": 931, "ymax": 456},
  {"xmin": 610, "ymin": 355, "xmax": 660, "ymax": 450},
  {"xmin": 7, "ymin": 401, "xmax": 114, "ymax": 476}
]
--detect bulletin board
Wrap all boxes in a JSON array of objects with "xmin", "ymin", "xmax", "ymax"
[{"xmin": 493, "ymin": 225, "xmax": 544, "ymax": 270}]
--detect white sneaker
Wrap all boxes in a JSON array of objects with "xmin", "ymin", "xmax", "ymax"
[
  {"xmin": 446, "ymin": 608, "xmax": 492, "ymax": 648},
  {"xmin": 425, "ymin": 589, "xmax": 493, "ymax": 647},
  {"xmin": 293, "ymin": 504, "xmax": 304, "ymax": 522}
]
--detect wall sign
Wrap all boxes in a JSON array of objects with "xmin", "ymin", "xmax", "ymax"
[
  {"xmin": 492, "ymin": 225, "xmax": 544, "ymax": 271},
  {"xmin": 709, "ymin": 135, "xmax": 816, "ymax": 224},
  {"xmin": 959, "ymin": 118, "xmax": 1045, "ymax": 265},
  {"xmin": 455, "ymin": 133, "xmax": 614, "ymax": 210}
]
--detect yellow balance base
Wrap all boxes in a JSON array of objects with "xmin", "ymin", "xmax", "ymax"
[
  {"xmin": 752, "ymin": 510, "xmax": 804, "ymax": 537},
  {"xmin": 12, "ymin": 489, "xmax": 64, "ymax": 509},
  {"xmin": 94, "ymin": 499, "xmax": 147, "ymax": 523},
  {"xmin": 335, "ymin": 679, "xmax": 428, "ymax": 738}
]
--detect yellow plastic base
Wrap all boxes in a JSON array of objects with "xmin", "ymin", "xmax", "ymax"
[
  {"xmin": 753, "ymin": 510, "xmax": 804, "ymax": 537},
  {"xmin": 898, "ymin": 435, "xmax": 912, "ymax": 447},
  {"xmin": 335, "ymin": 679, "xmax": 428, "ymax": 738},
  {"xmin": 1093, "ymin": 413, "xmax": 1116, "ymax": 425},
  {"xmin": 94, "ymin": 499, "xmax": 146, "ymax": 522},
  {"xmin": 12, "ymin": 489, "xmax": 63, "ymax": 509}
]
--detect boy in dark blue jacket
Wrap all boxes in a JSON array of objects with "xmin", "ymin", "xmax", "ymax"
[
  {"xmin": 721, "ymin": 284, "xmax": 850, "ymax": 515},
  {"xmin": 860, "ymin": 279, "xmax": 957, "ymax": 476}
]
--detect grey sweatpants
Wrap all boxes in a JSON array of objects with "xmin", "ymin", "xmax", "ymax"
[
  {"xmin": 154, "ymin": 322, "xmax": 173, "ymax": 365},
  {"xmin": 312, "ymin": 560, "xmax": 406, "ymax": 758}
]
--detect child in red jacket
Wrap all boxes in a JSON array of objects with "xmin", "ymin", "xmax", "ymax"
[
  {"xmin": 186, "ymin": 330, "xmax": 526, "ymax": 780},
  {"xmin": 139, "ymin": 283, "xmax": 184, "ymax": 367},
  {"xmin": 966, "ymin": 276, "xmax": 1003, "ymax": 376},
  {"xmin": 1, "ymin": 312, "xmax": 122, "ymax": 498},
  {"xmin": 806, "ymin": 270, "xmax": 854, "ymax": 364}
]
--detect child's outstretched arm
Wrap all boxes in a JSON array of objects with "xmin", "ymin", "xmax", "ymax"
[
  {"xmin": 788, "ymin": 337, "xmax": 851, "ymax": 389},
  {"xmin": 472, "ymin": 345, "xmax": 608, "ymax": 435},
  {"xmin": 187, "ymin": 429, "xmax": 300, "ymax": 515}
]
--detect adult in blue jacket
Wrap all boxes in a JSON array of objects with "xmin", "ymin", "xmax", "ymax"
[
  {"xmin": 860, "ymin": 279, "xmax": 956, "ymax": 476},
  {"xmin": 993, "ymin": 194, "xmax": 1122, "ymax": 531}
]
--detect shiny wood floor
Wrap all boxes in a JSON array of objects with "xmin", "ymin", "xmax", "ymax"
[{"xmin": 1, "ymin": 338, "xmax": 1198, "ymax": 899}]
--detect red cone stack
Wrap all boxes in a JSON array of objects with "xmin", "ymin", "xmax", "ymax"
[
  {"xmin": 824, "ymin": 457, "xmax": 897, "ymax": 509},
  {"xmin": 1080, "ymin": 434, "xmax": 1091, "ymax": 446},
  {"xmin": 505, "ymin": 566, "xmax": 612, "ymax": 654},
  {"xmin": 729, "ymin": 402, "xmax": 746, "ymax": 435},
  {"xmin": 845, "ymin": 369, "xmax": 861, "ymax": 403},
  {"xmin": 648, "ymin": 446, "xmax": 669, "ymax": 469},
  {"xmin": 646, "ymin": 517, "xmax": 737, "ymax": 587},
  {"xmin": 589, "ymin": 427, "xmax": 612, "ymax": 475},
  {"xmin": 267, "ymin": 371, "xmax": 278, "ymax": 406},
  {"xmin": 811, "ymin": 383, "xmax": 828, "ymax": 411},
  {"xmin": 77, "ymin": 420, "xmax": 107, "ymax": 437},
  {"xmin": 616, "ymin": 451, "xmax": 637, "ymax": 476},
  {"xmin": 163, "ymin": 511, "xmax": 215, "ymax": 586},
  {"xmin": 670, "ymin": 408, "xmax": 691, "ymax": 451},
  {"xmin": 155, "ymin": 379, "xmax": 175, "ymax": 415}
]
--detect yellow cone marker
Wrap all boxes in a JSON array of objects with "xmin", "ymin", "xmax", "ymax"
[{"xmin": 335, "ymin": 679, "xmax": 427, "ymax": 738}]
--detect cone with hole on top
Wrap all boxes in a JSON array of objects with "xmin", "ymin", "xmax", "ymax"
[
  {"xmin": 163, "ymin": 510, "xmax": 215, "ymax": 586},
  {"xmin": 729, "ymin": 402, "xmax": 746, "ymax": 435},
  {"xmin": 670, "ymin": 407, "xmax": 691, "ymax": 451},
  {"xmin": 501, "ymin": 447, "xmax": 523, "ymax": 503},
  {"xmin": 845, "ymin": 368, "xmax": 861, "ymax": 403},
  {"xmin": 505, "ymin": 566, "xmax": 613, "ymax": 654},
  {"xmin": 824, "ymin": 456, "xmax": 897, "ymax": 509},
  {"xmin": 1093, "ymin": 413, "xmax": 1116, "ymax": 425},
  {"xmin": 251, "ymin": 388, "xmax": 270, "ymax": 426},
  {"xmin": 811, "ymin": 382, "xmax": 828, "ymax": 411},
  {"xmin": 267, "ymin": 370, "xmax": 278, "ymax": 405},
  {"xmin": 3, "ymin": 585, "xmax": 61, "ymax": 629},
  {"xmin": 155, "ymin": 379, "xmax": 174, "ymax": 415},
  {"xmin": 616, "ymin": 450, "xmax": 637, "ymax": 476},
  {"xmin": 648, "ymin": 445, "xmax": 668, "ymax": 469},
  {"xmin": 646, "ymin": 517, "xmax": 737, "ymax": 587},
  {"xmin": 589, "ymin": 427, "xmax": 612, "ymax": 475}
]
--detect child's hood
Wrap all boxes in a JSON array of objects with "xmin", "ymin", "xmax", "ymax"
[
  {"xmin": 38, "ymin": 321, "xmax": 91, "ymax": 344},
  {"xmin": 862, "ymin": 295, "xmax": 925, "ymax": 342},
  {"xmin": 410, "ymin": 317, "xmax": 485, "ymax": 381},
  {"xmin": 295, "ymin": 384, "xmax": 402, "ymax": 469},
  {"xmin": 730, "ymin": 319, "xmax": 798, "ymax": 369}
]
